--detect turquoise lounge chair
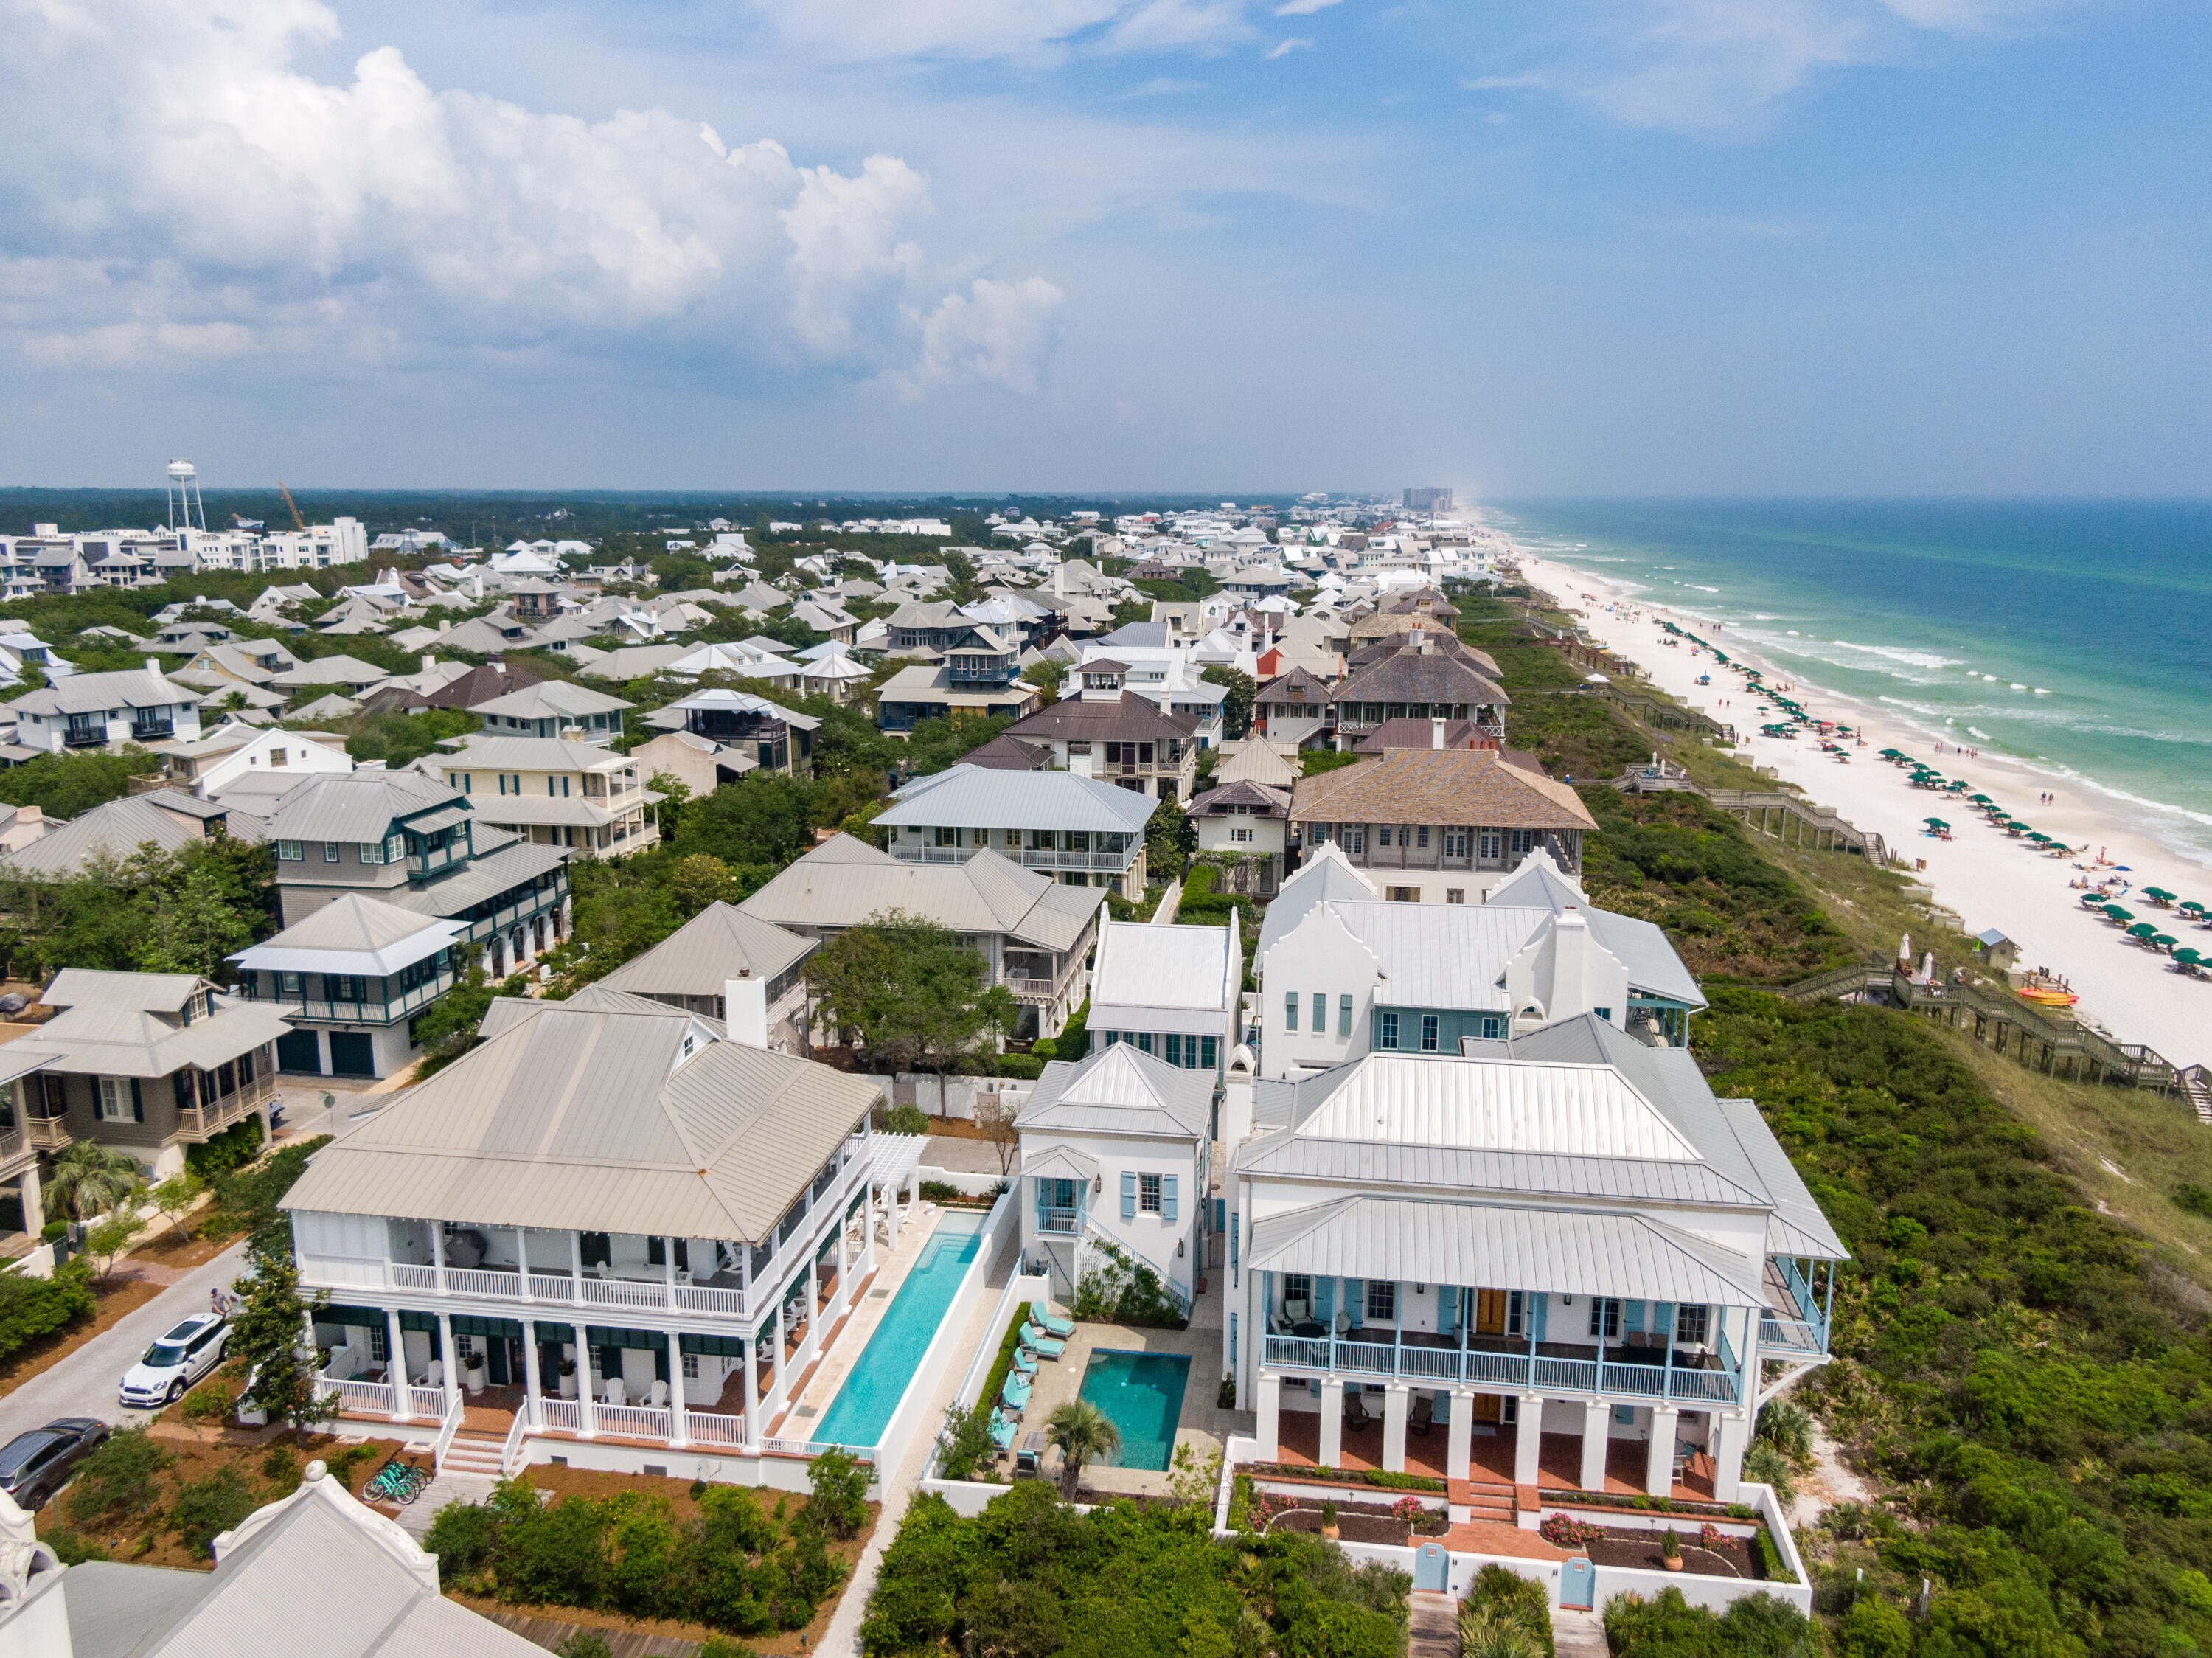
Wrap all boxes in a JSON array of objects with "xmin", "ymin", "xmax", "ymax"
[
  {"xmin": 1010, "ymin": 1347, "xmax": 1040, "ymax": 1376},
  {"xmin": 1020, "ymin": 1322, "xmax": 1067, "ymax": 1358},
  {"xmin": 989, "ymin": 1409, "xmax": 1016, "ymax": 1451},
  {"xmin": 1001, "ymin": 1372, "xmax": 1033, "ymax": 1411},
  {"xmin": 1029, "ymin": 1300, "xmax": 1076, "ymax": 1339}
]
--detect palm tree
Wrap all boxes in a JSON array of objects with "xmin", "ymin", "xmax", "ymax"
[
  {"xmin": 46, "ymin": 1142, "xmax": 145, "ymax": 1223},
  {"xmin": 1046, "ymin": 1398, "xmax": 1120, "ymax": 1499}
]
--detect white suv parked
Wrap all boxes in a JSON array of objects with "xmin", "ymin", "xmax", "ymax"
[{"xmin": 119, "ymin": 1314, "xmax": 228, "ymax": 1409}]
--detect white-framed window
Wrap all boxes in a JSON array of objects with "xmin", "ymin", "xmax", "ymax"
[
  {"xmin": 276, "ymin": 971, "xmax": 304, "ymax": 997},
  {"xmin": 1444, "ymin": 830, "xmax": 1468, "ymax": 857},
  {"xmin": 1283, "ymin": 992, "xmax": 1299, "ymax": 1033},
  {"xmin": 1366, "ymin": 1280, "xmax": 1397, "ymax": 1322},
  {"xmin": 1139, "ymin": 1173, "xmax": 1163, "ymax": 1213},
  {"xmin": 1416, "ymin": 825, "xmax": 1430, "ymax": 848},
  {"xmin": 1674, "ymin": 1304, "xmax": 1710, "ymax": 1345},
  {"xmin": 97, "ymin": 1078, "xmax": 133, "ymax": 1121},
  {"xmin": 1421, "ymin": 1014, "xmax": 1440, "ymax": 1052},
  {"xmin": 276, "ymin": 839, "xmax": 303, "ymax": 861},
  {"xmin": 1506, "ymin": 1290, "xmax": 1526, "ymax": 1337},
  {"xmin": 1478, "ymin": 830, "xmax": 1503, "ymax": 860},
  {"xmin": 1283, "ymin": 1273, "xmax": 1312, "ymax": 1305},
  {"xmin": 1588, "ymin": 1297, "xmax": 1623, "ymax": 1339},
  {"xmin": 1229, "ymin": 826, "xmax": 1253, "ymax": 843},
  {"xmin": 322, "ymin": 841, "xmax": 341, "ymax": 863},
  {"xmin": 1379, "ymin": 1011, "xmax": 1399, "ymax": 1049},
  {"xmin": 386, "ymin": 833, "xmax": 406, "ymax": 862},
  {"xmin": 681, "ymin": 1353, "xmax": 700, "ymax": 1380},
  {"xmin": 358, "ymin": 841, "xmax": 386, "ymax": 864},
  {"xmin": 1446, "ymin": 889, "xmax": 1465, "ymax": 904},
  {"xmin": 1378, "ymin": 826, "xmax": 1392, "ymax": 847}
]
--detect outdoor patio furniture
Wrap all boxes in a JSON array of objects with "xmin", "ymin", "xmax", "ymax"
[
  {"xmin": 1291, "ymin": 1321, "xmax": 1326, "ymax": 1339},
  {"xmin": 1344, "ymin": 1392, "xmax": 1374, "ymax": 1432},
  {"xmin": 1282, "ymin": 1297, "xmax": 1312, "ymax": 1324},
  {"xmin": 1409, "ymin": 1395, "xmax": 1434, "ymax": 1437},
  {"xmin": 647, "ymin": 1380, "xmax": 669, "ymax": 1408},
  {"xmin": 989, "ymin": 1409, "xmax": 1017, "ymax": 1452},
  {"xmin": 1029, "ymin": 1301, "xmax": 1076, "ymax": 1339},
  {"xmin": 1017, "ymin": 1431, "xmax": 1045, "ymax": 1474},
  {"xmin": 1011, "ymin": 1348, "xmax": 1040, "ymax": 1376},
  {"xmin": 1333, "ymin": 1313, "xmax": 1353, "ymax": 1336},
  {"xmin": 1019, "ymin": 1322, "xmax": 1067, "ymax": 1358},
  {"xmin": 1002, "ymin": 1373, "xmax": 1033, "ymax": 1412},
  {"xmin": 601, "ymin": 1377, "xmax": 626, "ymax": 1406},
  {"xmin": 425, "ymin": 1360, "xmax": 443, "ymax": 1387}
]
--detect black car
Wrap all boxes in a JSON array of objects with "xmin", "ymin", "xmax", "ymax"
[{"xmin": 0, "ymin": 1418, "xmax": 110, "ymax": 1510}]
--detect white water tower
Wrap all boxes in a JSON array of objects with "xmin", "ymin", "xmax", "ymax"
[{"xmin": 165, "ymin": 457, "xmax": 206, "ymax": 534}]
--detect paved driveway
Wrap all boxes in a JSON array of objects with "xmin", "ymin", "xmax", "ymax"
[{"xmin": 0, "ymin": 1240, "xmax": 251, "ymax": 1446}]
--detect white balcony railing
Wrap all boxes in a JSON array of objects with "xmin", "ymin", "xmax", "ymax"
[
  {"xmin": 1259, "ymin": 1333, "xmax": 1746, "ymax": 1408},
  {"xmin": 316, "ymin": 1376, "xmax": 396, "ymax": 1418},
  {"xmin": 540, "ymin": 1398, "xmax": 583, "ymax": 1432},
  {"xmin": 594, "ymin": 1404, "xmax": 673, "ymax": 1440},
  {"xmin": 410, "ymin": 1385, "xmax": 448, "ymax": 1418},
  {"xmin": 688, "ymin": 1410, "xmax": 747, "ymax": 1446}
]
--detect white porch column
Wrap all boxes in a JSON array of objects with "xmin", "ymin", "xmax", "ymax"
[
  {"xmin": 664, "ymin": 1237, "xmax": 678, "ymax": 1310},
  {"xmin": 437, "ymin": 1312, "xmax": 459, "ymax": 1415},
  {"xmin": 744, "ymin": 1335, "xmax": 760, "ymax": 1446},
  {"xmin": 1381, "ymin": 1384, "xmax": 1410, "ymax": 1474},
  {"xmin": 804, "ymin": 1252, "xmax": 820, "ymax": 1362},
  {"xmin": 14, "ymin": 1165, "xmax": 41, "ymax": 1241},
  {"xmin": 1514, "ymin": 1395, "xmax": 1544, "ymax": 1487},
  {"xmin": 514, "ymin": 1227, "xmax": 530, "ymax": 1291},
  {"xmin": 835, "ymin": 1210, "xmax": 852, "ymax": 1314},
  {"xmin": 1646, "ymin": 1405, "xmax": 1679, "ymax": 1497},
  {"xmin": 1711, "ymin": 1410, "xmax": 1751, "ymax": 1502},
  {"xmin": 1579, "ymin": 1399, "xmax": 1612, "ymax": 1493},
  {"xmin": 386, "ymin": 1308, "xmax": 413, "ymax": 1422},
  {"xmin": 771, "ymin": 1300, "xmax": 787, "ymax": 1405},
  {"xmin": 666, "ymin": 1331, "xmax": 688, "ymax": 1447},
  {"xmin": 1318, "ymin": 1378, "xmax": 1344, "ymax": 1469},
  {"xmin": 431, "ymin": 1222, "xmax": 448, "ymax": 1294},
  {"xmin": 577, "ymin": 1337, "xmax": 598, "ymax": 1439},
  {"xmin": 570, "ymin": 1229, "xmax": 584, "ymax": 1286},
  {"xmin": 1446, "ymin": 1391, "xmax": 1472, "ymax": 1482},
  {"xmin": 521, "ymin": 1320, "xmax": 543, "ymax": 1429},
  {"xmin": 1255, "ymin": 1373, "xmax": 1281, "ymax": 1461}
]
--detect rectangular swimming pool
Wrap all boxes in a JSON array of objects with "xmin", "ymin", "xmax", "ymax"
[
  {"xmin": 1077, "ymin": 1349, "xmax": 1191, "ymax": 1471},
  {"xmin": 810, "ymin": 1210, "xmax": 988, "ymax": 1451}
]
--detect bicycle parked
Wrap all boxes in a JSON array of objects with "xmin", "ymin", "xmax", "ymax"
[{"xmin": 363, "ymin": 1455, "xmax": 433, "ymax": 1505}]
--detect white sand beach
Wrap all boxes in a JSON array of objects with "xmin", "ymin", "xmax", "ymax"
[{"xmin": 1514, "ymin": 550, "xmax": 2212, "ymax": 1070}]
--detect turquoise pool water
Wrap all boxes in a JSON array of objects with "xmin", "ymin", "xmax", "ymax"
[
  {"xmin": 1077, "ymin": 1350, "xmax": 1191, "ymax": 1471},
  {"xmin": 810, "ymin": 1210, "xmax": 988, "ymax": 1450}
]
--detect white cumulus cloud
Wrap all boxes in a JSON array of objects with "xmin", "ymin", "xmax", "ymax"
[
  {"xmin": 0, "ymin": 0, "xmax": 1062, "ymax": 392},
  {"xmin": 1267, "ymin": 35, "xmax": 1315, "ymax": 58},
  {"xmin": 915, "ymin": 277, "xmax": 1068, "ymax": 395}
]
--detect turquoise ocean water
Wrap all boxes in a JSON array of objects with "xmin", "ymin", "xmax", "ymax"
[{"xmin": 1490, "ymin": 499, "xmax": 2212, "ymax": 867}]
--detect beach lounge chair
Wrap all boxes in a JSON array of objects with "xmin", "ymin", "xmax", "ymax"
[
  {"xmin": 1344, "ymin": 1391, "xmax": 1374, "ymax": 1432},
  {"xmin": 1020, "ymin": 1322, "xmax": 1067, "ymax": 1358},
  {"xmin": 1029, "ymin": 1300, "xmax": 1076, "ymax": 1339},
  {"xmin": 989, "ymin": 1409, "xmax": 1017, "ymax": 1452},
  {"xmin": 1002, "ymin": 1372, "xmax": 1034, "ymax": 1412},
  {"xmin": 1011, "ymin": 1347, "xmax": 1040, "ymax": 1376}
]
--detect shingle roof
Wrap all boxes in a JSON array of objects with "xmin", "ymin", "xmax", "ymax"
[
  {"xmin": 1290, "ymin": 749, "xmax": 1596, "ymax": 831},
  {"xmin": 597, "ymin": 901, "xmax": 815, "ymax": 997},
  {"xmin": 280, "ymin": 1004, "xmax": 883, "ymax": 1241},
  {"xmin": 1004, "ymin": 690, "xmax": 1197, "ymax": 743},
  {"xmin": 1216, "ymin": 743, "xmax": 1300, "ymax": 787},
  {"xmin": 1334, "ymin": 648, "xmax": 1508, "ymax": 709},
  {"xmin": 1189, "ymin": 779, "xmax": 1290, "ymax": 817}
]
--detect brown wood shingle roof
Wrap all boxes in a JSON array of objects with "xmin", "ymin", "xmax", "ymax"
[{"xmin": 1289, "ymin": 749, "xmax": 1596, "ymax": 830}]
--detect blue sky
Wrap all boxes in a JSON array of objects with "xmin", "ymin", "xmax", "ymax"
[{"xmin": 2, "ymin": 0, "xmax": 2207, "ymax": 494}]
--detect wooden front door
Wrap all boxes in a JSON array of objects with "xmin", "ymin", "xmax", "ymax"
[
  {"xmin": 1472, "ymin": 1395, "xmax": 1503, "ymax": 1424},
  {"xmin": 1475, "ymin": 1289, "xmax": 1509, "ymax": 1336}
]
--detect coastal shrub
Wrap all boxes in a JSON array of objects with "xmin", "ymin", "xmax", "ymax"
[
  {"xmin": 0, "ymin": 1259, "xmax": 96, "ymax": 1360},
  {"xmin": 420, "ymin": 1474, "xmax": 854, "ymax": 1637},
  {"xmin": 881, "ymin": 1103, "xmax": 931, "ymax": 1136},
  {"xmin": 1702, "ymin": 986, "xmax": 2212, "ymax": 1657},
  {"xmin": 1742, "ymin": 1443, "xmax": 1797, "ymax": 1505},
  {"xmin": 180, "ymin": 1380, "xmax": 234, "ymax": 1426},
  {"xmin": 807, "ymin": 1449, "xmax": 869, "ymax": 1540},
  {"xmin": 184, "ymin": 1117, "xmax": 263, "ymax": 1181},
  {"xmin": 862, "ymin": 1482, "xmax": 1410, "ymax": 1658},
  {"xmin": 64, "ymin": 1429, "xmax": 167, "ymax": 1530},
  {"xmin": 1071, "ymin": 1235, "xmax": 1184, "ymax": 1328},
  {"xmin": 170, "ymin": 1464, "xmax": 257, "ymax": 1558},
  {"xmin": 1461, "ymin": 1564, "xmax": 1554, "ymax": 1658},
  {"xmin": 933, "ymin": 1402, "xmax": 995, "ymax": 1482},
  {"xmin": 1604, "ymin": 1588, "xmax": 1820, "ymax": 1658},
  {"xmin": 1753, "ymin": 1400, "xmax": 1814, "ymax": 1465},
  {"xmin": 1538, "ymin": 1513, "xmax": 1604, "ymax": 1549},
  {"xmin": 2172, "ymin": 1182, "xmax": 2212, "ymax": 1218}
]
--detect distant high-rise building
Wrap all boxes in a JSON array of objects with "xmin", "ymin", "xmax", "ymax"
[{"xmin": 1402, "ymin": 487, "xmax": 1453, "ymax": 511}]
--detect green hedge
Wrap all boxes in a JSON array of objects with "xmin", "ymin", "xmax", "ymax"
[{"xmin": 0, "ymin": 1260, "xmax": 96, "ymax": 1362}]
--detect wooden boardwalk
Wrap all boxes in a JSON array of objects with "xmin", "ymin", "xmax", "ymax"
[
  {"xmin": 1408, "ymin": 1590, "xmax": 1460, "ymax": 1658},
  {"xmin": 482, "ymin": 1609, "xmax": 701, "ymax": 1655}
]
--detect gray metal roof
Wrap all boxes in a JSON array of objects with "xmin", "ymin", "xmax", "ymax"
[
  {"xmin": 382, "ymin": 839, "xmax": 571, "ymax": 920},
  {"xmin": 1716, "ymin": 1097, "xmax": 1849, "ymax": 1260},
  {"xmin": 881, "ymin": 765, "xmax": 1158, "ymax": 835},
  {"xmin": 9, "ymin": 667, "xmax": 194, "ymax": 718},
  {"xmin": 282, "ymin": 1003, "xmax": 884, "ymax": 1241},
  {"xmin": 1255, "ymin": 848, "xmax": 1379, "ymax": 958},
  {"xmin": 597, "ymin": 901, "xmax": 815, "ymax": 996},
  {"xmin": 1022, "ymin": 1042, "xmax": 1213, "ymax": 1140},
  {"xmin": 232, "ymin": 894, "xmax": 464, "ymax": 976},
  {"xmin": 470, "ymin": 680, "xmax": 633, "ymax": 718},
  {"xmin": 1248, "ymin": 1194, "xmax": 1770, "ymax": 1307},
  {"xmin": 740, "ymin": 833, "xmax": 1102, "ymax": 952},
  {"xmin": 1234, "ymin": 1131, "xmax": 1765, "ymax": 1208},
  {"xmin": 263, "ymin": 772, "xmax": 465, "ymax": 842},
  {"xmin": 12, "ymin": 974, "xmax": 290, "ymax": 1078},
  {"xmin": 0, "ymin": 794, "xmax": 261, "ymax": 878}
]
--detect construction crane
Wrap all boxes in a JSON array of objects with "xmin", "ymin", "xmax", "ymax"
[{"xmin": 277, "ymin": 481, "xmax": 306, "ymax": 533}]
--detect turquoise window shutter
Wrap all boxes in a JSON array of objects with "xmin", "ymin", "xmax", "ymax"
[
  {"xmin": 1121, "ymin": 1170, "xmax": 1137, "ymax": 1219},
  {"xmin": 1162, "ymin": 1175, "xmax": 1178, "ymax": 1224},
  {"xmin": 1531, "ymin": 1294, "xmax": 1548, "ymax": 1342},
  {"xmin": 1625, "ymin": 1300, "xmax": 1646, "ymax": 1333}
]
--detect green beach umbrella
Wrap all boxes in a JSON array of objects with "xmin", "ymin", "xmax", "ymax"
[
  {"xmin": 2127, "ymin": 923, "xmax": 2160, "ymax": 939},
  {"xmin": 1924, "ymin": 817, "xmax": 1950, "ymax": 830},
  {"xmin": 2154, "ymin": 934, "xmax": 2179, "ymax": 949},
  {"xmin": 1969, "ymin": 794, "xmax": 1992, "ymax": 803},
  {"xmin": 2103, "ymin": 905, "xmax": 2133, "ymax": 920},
  {"xmin": 2180, "ymin": 901, "xmax": 2206, "ymax": 916},
  {"xmin": 2146, "ymin": 887, "xmax": 2176, "ymax": 903},
  {"xmin": 2177, "ymin": 947, "xmax": 2205, "ymax": 966}
]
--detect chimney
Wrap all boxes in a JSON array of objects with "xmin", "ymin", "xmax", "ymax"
[
  {"xmin": 439, "ymin": 618, "xmax": 450, "ymax": 632},
  {"xmin": 724, "ymin": 974, "xmax": 770, "ymax": 1048},
  {"xmin": 420, "ymin": 654, "xmax": 436, "ymax": 674},
  {"xmin": 145, "ymin": 657, "xmax": 161, "ymax": 673},
  {"xmin": 1548, "ymin": 907, "xmax": 1592, "ymax": 1021},
  {"xmin": 1430, "ymin": 717, "xmax": 1446, "ymax": 749}
]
